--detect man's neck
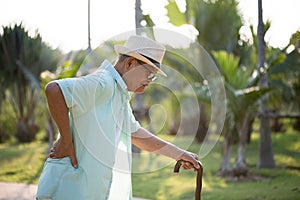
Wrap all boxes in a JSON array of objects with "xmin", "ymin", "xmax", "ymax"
[{"xmin": 114, "ymin": 63, "xmax": 125, "ymax": 77}]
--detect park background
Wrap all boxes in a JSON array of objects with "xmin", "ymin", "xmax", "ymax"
[{"xmin": 0, "ymin": 0, "xmax": 300, "ymax": 199}]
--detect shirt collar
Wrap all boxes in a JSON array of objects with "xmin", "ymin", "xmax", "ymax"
[{"xmin": 100, "ymin": 60, "xmax": 130, "ymax": 98}]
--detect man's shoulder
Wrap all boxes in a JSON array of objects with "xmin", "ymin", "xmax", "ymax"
[{"xmin": 85, "ymin": 67, "xmax": 115, "ymax": 85}]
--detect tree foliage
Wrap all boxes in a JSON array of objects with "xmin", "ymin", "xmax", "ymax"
[
  {"xmin": 166, "ymin": 0, "xmax": 242, "ymax": 52},
  {"xmin": 0, "ymin": 23, "xmax": 59, "ymax": 142},
  {"xmin": 268, "ymin": 36, "xmax": 300, "ymax": 113}
]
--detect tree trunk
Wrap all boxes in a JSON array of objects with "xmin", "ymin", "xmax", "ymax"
[
  {"xmin": 270, "ymin": 116, "xmax": 284, "ymax": 132},
  {"xmin": 218, "ymin": 135, "xmax": 232, "ymax": 176},
  {"xmin": 135, "ymin": 0, "xmax": 143, "ymax": 35},
  {"xmin": 257, "ymin": 0, "xmax": 275, "ymax": 168},
  {"xmin": 258, "ymin": 116, "xmax": 275, "ymax": 167},
  {"xmin": 233, "ymin": 118, "xmax": 249, "ymax": 176},
  {"xmin": 87, "ymin": 0, "xmax": 91, "ymax": 52},
  {"xmin": 15, "ymin": 118, "xmax": 39, "ymax": 143},
  {"xmin": 293, "ymin": 117, "xmax": 300, "ymax": 131},
  {"xmin": 14, "ymin": 88, "xmax": 39, "ymax": 143},
  {"xmin": 132, "ymin": 94, "xmax": 144, "ymax": 155},
  {"xmin": 246, "ymin": 116, "xmax": 254, "ymax": 143},
  {"xmin": 195, "ymin": 104, "xmax": 208, "ymax": 143},
  {"xmin": 132, "ymin": 0, "xmax": 145, "ymax": 156}
]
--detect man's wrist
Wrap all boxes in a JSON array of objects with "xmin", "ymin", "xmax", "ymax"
[
  {"xmin": 58, "ymin": 134, "xmax": 73, "ymax": 145},
  {"xmin": 163, "ymin": 143, "xmax": 185, "ymax": 160}
]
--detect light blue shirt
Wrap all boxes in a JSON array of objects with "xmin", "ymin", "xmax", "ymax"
[{"xmin": 37, "ymin": 60, "xmax": 140, "ymax": 200}]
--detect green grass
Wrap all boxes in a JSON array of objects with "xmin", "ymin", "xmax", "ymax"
[
  {"xmin": 0, "ymin": 131, "xmax": 299, "ymax": 199},
  {"xmin": 0, "ymin": 141, "xmax": 47, "ymax": 184},
  {"xmin": 132, "ymin": 131, "xmax": 300, "ymax": 200}
]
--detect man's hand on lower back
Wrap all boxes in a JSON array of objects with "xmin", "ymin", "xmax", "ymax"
[{"xmin": 49, "ymin": 137, "xmax": 78, "ymax": 168}]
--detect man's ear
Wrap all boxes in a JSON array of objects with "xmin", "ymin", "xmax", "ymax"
[{"xmin": 125, "ymin": 57, "xmax": 136, "ymax": 71}]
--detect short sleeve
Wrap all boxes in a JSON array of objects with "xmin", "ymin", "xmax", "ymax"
[
  {"xmin": 54, "ymin": 71, "xmax": 114, "ymax": 116},
  {"xmin": 127, "ymin": 104, "xmax": 141, "ymax": 133}
]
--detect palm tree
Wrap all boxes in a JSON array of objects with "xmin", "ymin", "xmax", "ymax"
[
  {"xmin": 0, "ymin": 24, "xmax": 58, "ymax": 142},
  {"xmin": 212, "ymin": 51, "xmax": 270, "ymax": 176}
]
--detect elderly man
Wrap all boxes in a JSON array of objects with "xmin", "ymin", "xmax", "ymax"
[{"xmin": 36, "ymin": 35, "xmax": 200, "ymax": 200}]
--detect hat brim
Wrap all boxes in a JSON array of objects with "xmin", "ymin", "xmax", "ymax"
[{"xmin": 114, "ymin": 45, "xmax": 167, "ymax": 77}]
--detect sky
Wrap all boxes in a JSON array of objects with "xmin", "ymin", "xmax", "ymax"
[{"xmin": 1, "ymin": 0, "xmax": 299, "ymax": 52}]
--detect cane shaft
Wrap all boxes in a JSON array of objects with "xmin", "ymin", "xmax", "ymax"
[{"xmin": 174, "ymin": 160, "xmax": 203, "ymax": 200}]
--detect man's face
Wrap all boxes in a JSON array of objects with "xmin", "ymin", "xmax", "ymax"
[{"xmin": 122, "ymin": 58, "xmax": 157, "ymax": 94}]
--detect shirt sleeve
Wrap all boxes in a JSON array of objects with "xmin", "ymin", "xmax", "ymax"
[
  {"xmin": 54, "ymin": 71, "xmax": 114, "ymax": 116},
  {"xmin": 127, "ymin": 104, "xmax": 141, "ymax": 133}
]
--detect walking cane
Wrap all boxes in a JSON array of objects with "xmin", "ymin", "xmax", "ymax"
[{"xmin": 174, "ymin": 160, "xmax": 203, "ymax": 200}]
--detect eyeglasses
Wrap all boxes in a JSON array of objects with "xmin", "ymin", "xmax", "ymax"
[{"xmin": 136, "ymin": 59, "xmax": 157, "ymax": 81}]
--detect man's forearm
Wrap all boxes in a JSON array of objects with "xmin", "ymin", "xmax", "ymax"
[
  {"xmin": 132, "ymin": 128, "xmax": 200, "ymax": 170},
  {"xmin": 131, "ymin": 128, "xmax": 184, "ymax": 160}
]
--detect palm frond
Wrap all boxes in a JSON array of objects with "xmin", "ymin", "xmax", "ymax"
[{"xmin": 16, "ymin": 60, "xmax": 40, "ymax": 90}]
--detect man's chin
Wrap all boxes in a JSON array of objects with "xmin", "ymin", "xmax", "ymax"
[{"xmin": 134, "ymin": 86, "xmax": 146, "ymax": 94}]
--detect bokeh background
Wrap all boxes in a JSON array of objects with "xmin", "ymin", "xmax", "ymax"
[{"xmin": 0, "ymin": 0, "xmax": 299, "ymax": 199}]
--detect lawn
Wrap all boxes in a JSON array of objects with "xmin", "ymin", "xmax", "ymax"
[
  {"xmin": 0, "ymin": 141, "xmax": 47, "ymax": 184},
  {"xmin": 131, "ymin": 131, "xmax": 300, "ymax": 200},
  {"xmin": 0, "ymin": 131, "xmax": 299, "ymax": 200}
]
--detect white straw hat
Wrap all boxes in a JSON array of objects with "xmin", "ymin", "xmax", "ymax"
[{"xmin": 114, "ymin": 35, "xmax": 167, "ymax": 77}]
